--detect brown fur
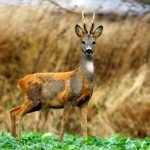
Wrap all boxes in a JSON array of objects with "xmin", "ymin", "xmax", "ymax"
[
  {"xmin": 10, "ymin": 13, "xmax": 102, "ymax": 142},
  {"xmin": 18, "ymin": 71, "xmax": 92, "ymax": 108},
  {"xmin": 10, "ymin": 69, "xmax": 93, "ymax": 141}
]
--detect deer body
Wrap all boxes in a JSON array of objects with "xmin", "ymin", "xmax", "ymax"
[
  {"xmin": 10, "ymin": 12, "xmax": 103, "ymax": 142},
  {"xmin": 19, "ymin": 63, "xmax": 93, "ymax": 109}
]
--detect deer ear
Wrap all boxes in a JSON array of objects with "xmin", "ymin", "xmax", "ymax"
[
  {"xmin": 75, "ymin": 24, "xmax": 84, "ymax": 38},
  {"xmin": 93, "ymin": 25, "xmax": 103, "ymax": 38}
]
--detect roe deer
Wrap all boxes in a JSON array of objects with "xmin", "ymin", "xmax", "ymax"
[{"xmin": 10, "ymin": 12, "xmax": 103, "ymax": 142}]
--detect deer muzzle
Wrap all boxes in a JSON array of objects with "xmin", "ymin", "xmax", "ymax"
[{"xmin": 85, "ymin": 49, "xmax": 93, "ymax": 56}]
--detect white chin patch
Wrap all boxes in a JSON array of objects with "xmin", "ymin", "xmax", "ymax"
[{"xmin": 86, "ymin": 61, "xmax": 94, "ymax": 73}]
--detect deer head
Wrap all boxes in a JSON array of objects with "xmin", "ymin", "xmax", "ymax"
[{"xmin": 75, "ymin": 12, "xmax": 103, "ymax": 57}]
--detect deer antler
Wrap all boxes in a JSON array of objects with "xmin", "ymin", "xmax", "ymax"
[
  {"xmin": 82, "ymin": 11, "xmax": 88, "ymax": 34},
  {"xmin": 90, "ymin": 12, "xmax": 95, "ymax": 34}
]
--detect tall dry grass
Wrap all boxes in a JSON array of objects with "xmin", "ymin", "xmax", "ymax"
[{"xmin": 0, "ymin": 5, "xmax": 150, "ymax": 137}]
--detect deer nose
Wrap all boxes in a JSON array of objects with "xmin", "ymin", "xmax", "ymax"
[{"xmin": 85, "ymin": 49, "xmax": 93, "ymax": 55}]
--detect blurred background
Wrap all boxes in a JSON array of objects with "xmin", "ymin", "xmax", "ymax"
[{"xmin": 0, "ymin": 0, "xmax": 150, "ymax": 138}]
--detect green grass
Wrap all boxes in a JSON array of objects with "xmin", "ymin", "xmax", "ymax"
[{"xmin": 0, "ymin": 132, "xmax": 150, "ymax": 150}]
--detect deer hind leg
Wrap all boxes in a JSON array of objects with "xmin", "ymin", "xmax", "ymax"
[
  {"xmin": 59, "ymin": 103, "xmax": 72, "ymax": 143},
  {"xmin": 10, "ymin": 106, "xmax": 21, "ymax": 137},
  {"xmin": 10, "ymin": 100, "xmax": 35, "ymax": 140},
  {"xmin": 79, "ymin": 102, "xmax": 88, "ymax": 140}
]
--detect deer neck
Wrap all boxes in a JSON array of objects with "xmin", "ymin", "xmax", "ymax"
[{"xmin": 79, "ymin": 53, "xmax": 94, "ymax": 83}]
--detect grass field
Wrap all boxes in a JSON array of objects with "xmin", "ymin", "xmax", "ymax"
[{"xmin": 0, "ymin": 132, "xmax": 150, "ymax": 150}]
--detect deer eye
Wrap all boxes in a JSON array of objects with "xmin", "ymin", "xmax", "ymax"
[
  {"xmin": 82, "ymin": 41, "xmax": 85, "ymax": 44},
  {"xmin": 92, "ymin": 41, "xmax": 96, "ymax": 44}
]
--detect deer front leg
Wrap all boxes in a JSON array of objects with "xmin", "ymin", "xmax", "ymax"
[
  {"xmin": 80, "ymin": 102, "xmax": 88, "ymax": 140},
  {"xmin": 59, "ymin": 103, "xmax": 72, "ymax": 143}
]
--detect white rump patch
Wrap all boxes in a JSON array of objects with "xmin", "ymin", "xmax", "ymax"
[{"xmin": 86, "ymin": 61, "xmax": 94, "ymax": 73}]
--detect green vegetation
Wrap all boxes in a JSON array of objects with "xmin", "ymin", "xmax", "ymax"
[{"xmin": 0, "ymin": 132, "xmax": 150, "ymax": 150}]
